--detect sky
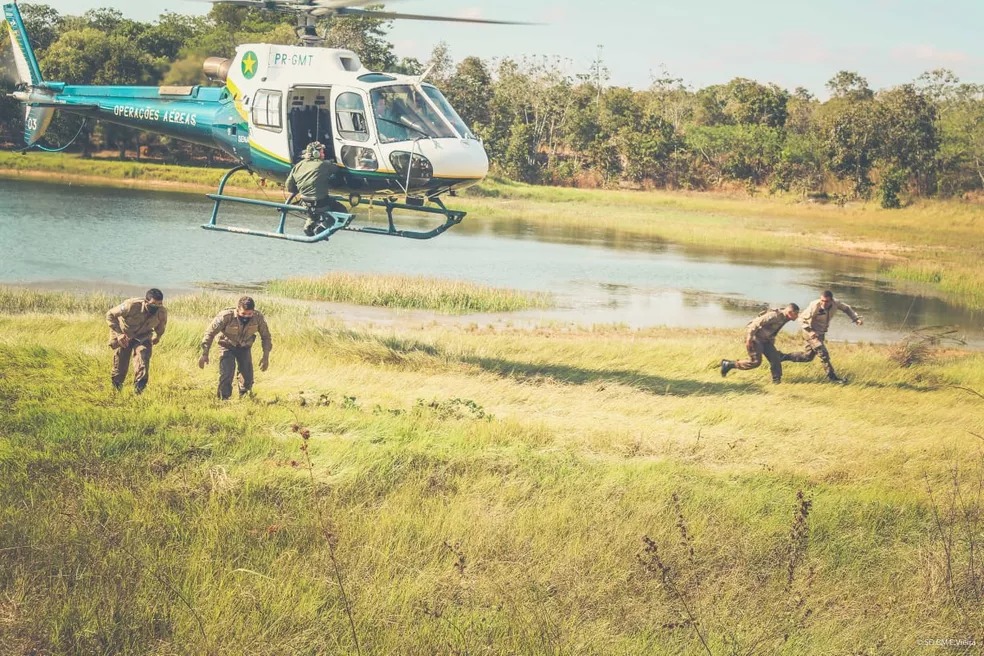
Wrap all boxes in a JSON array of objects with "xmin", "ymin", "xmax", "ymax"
[{"xmin": 29, "ymin": 0, "xmax": 984, "ymax": 95}]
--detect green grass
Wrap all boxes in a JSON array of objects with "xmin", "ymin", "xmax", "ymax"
[
  {"xmin": 0, "ymin": 287, "xmax": 311, "ymax": 321},
  {"xmin": 0, "ymin": 150, "xmax": 259, "ymax": 195},
  {"xmin": 1, "ymin": 288, "xmax": 982, "ymax": 654},
  {"xmin": 265, "ymin": 272, "xmax": 552, "ymax": 313}
]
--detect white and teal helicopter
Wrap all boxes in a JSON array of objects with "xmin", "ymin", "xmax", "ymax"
[{"xmin": 2, "ymin": 0, "xmax": 522, "ymax": 243}]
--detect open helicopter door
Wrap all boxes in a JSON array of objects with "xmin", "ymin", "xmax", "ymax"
[
  {"xmin": 204, "ymin": 85, "xmax": 354, "ymax": 243},
  {"xmin": 287, "ymin": 86, "xmax": 334, "ymax": 162}
]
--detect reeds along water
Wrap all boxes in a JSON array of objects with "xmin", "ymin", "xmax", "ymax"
[{"xmin": 266, "ymin": 272, "xmax": 553, "ymax": 313}]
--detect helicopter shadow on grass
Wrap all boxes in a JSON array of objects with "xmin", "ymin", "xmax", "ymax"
[
  {"xmin": 458, "ymin": 355, "xmax": 758, "ymax": 398},
  {"xmin": 337, "ymin": 331, "xmax": 761, "ymax": 397}
]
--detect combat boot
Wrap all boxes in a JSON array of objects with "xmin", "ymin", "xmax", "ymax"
[{"xmin": 720, "ymin": 360, "xmax": 735, "ymax": 377}]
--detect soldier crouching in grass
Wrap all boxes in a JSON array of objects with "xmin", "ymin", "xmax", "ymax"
[
  {"xmin": 106, "ymin": 288, "xmax": 167, "ymax": 394},
  {"xmin": 721, "ymin": 303, "xmax": 800, "ymax": 384},
  {"xmin": 199, "ymin": 296, "xmax": 272, "ymax": 400},
  {"xmin": 782, "ymin": 290, "xmax": 863, "ymax": 384}
]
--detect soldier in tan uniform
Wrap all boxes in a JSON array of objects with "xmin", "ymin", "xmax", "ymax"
[
  {"xmin": 782, "ymin": 290, "xmax": 863, "ymax": 383},
  {"xmin": 106, "ymin": 288, "xmax": 167, "ymax": 393},
  {"xmin": 721, "ymin": 303, "xmax": 800, "ymax": 384},
  {"xmin": 198, "ymin": 296, "xmax": 272, "ymax": 400}
]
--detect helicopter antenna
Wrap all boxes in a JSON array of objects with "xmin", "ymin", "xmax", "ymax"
[{"xmin": 415, "ymin": 63, "xmax": 434, "ymax": 85}]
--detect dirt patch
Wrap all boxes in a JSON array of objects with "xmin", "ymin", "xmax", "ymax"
[{"xmin": 794, "ymin": 233, "xmax": 914, "ymax": 261}]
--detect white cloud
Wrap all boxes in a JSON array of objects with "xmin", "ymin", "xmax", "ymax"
[
  {"xmin": 457, "ymin": 7, "xmax": 485, "ymax": 20},
  {"xmin": 892, "ymin": 44, "xmax": 970, "ymax": 64}
]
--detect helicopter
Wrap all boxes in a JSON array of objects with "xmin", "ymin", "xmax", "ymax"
[{"xmin": 1, "ymin": 0, "xmax": 526, "ymax": 243}]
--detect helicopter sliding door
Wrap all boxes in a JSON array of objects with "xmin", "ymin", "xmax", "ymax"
[{"xmin": 287, "ymin": 86, "xmax": 333, "ymax": 163}]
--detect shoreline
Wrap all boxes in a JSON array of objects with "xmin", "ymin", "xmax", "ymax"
[
  {"xmin": 0, "ymin": 166, "xmax": 266, "ymax": 199},
  {"xmin": 5, "ymin": 279, "xmax": 981, "ymax": 350},
  {"xmin": 3, "ymin": 153, "xmax": 982, "ymax": 311}
]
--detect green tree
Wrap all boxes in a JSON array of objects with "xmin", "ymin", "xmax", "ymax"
[
  {"xmin": 17, "ymin": 2, "xmax": 63, "ymax": 54},
  {"xmin": 42, "ymin": 28, "xmax": 159, "ymax": 85},
  {"xmin": 502, "ymin": 116, "xmax": 539, "ymax": 182},
  {"xmin": 323, "ymin": 7, "xmax": 396, "ymax": 71},
  {"xmin": 424, "ymin": 41, "xmax": 453, "ymax": 87},
  {"xmin": 721, "ymin": 77, "xmax": 789, "ymax": 127},
  {"xmin": 876, "ymin": 84, "xmax": 938, "ymax": 197},
  {"xmin": 686, "ymin": 124, "xmax": 783, "ymax": 185},
  {"xmin": 139, "ymin": 12, "xmax": 207, "ymax": 62},
  {"xmin": 773, "ymin": 87, "xmax": 824, "ymax": 194},
  {"xmin": 827, "ymin": 70, "xmax": 874, "ymax": 101},
  {"xmin": 936, "ymin": 82, "xmax": 984, "ymax": 194},
  {"xmin": 444, "ymin": 56, "xmax": 493, "ymax": 129},
  {"xmin": 818, "ymin": 73, "xmax": 880, "ymax": 197}
]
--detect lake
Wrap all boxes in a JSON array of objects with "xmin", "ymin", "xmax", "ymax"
[{"xmin": 0, "ymin": 178, "xmax": 980, "ymax": 347}]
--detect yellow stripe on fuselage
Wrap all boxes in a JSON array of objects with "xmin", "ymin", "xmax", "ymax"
[
  {"xmin": 225, "ymin": 78, "xmax": 249, "ymax": 122},
  {"xmin": 248, "ymin": 140, "xmax": 291, "ymax": 165}
]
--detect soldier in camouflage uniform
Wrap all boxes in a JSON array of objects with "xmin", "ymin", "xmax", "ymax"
[
  {"xmin": 285, "ymin": 141, "xmax": 347, "ymax": 236},
  {"xmin": 721, "ymin": 303, "xmax": 800, "ymax": 384},
  {"xmin": 106, "ymin": 288, "xmax": 167, "ymax": 393},
  {"xmin": 198, "ymin": 296, "xmax": 272, "ymax": 400},
  {"xmin": 782, "ymin": 290, "xmax": 863, "ymax": 384}
]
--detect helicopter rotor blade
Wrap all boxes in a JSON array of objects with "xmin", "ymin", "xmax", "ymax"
[
  {"xmin": 183, "ymin": 0, "xmax": 270, "ymax": 5},
  {"xmin": 335, "ymin": 7, "xmax": 537, "ymax": 25},
  {"xmin": 195, "ymin": 1, "xmax": 535, "ymax": 24},
  {"xmin": 189, "ymin": 0, "xmax": 382, "ymax": 8}
]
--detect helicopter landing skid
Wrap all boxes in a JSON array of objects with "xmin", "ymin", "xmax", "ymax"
[
  {"xmin": 202, "ymin": 165, "xmax": 466, "ymax": 243},
  {"xmin": 203, "ymin": 166, "xmax": 352, "ymax": 243},
  {"xmin": 346, "ymin": 195, "xmax": 466, "ymax": 240}
]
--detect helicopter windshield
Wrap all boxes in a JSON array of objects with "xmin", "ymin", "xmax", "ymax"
[
  {"xmin": 420, "ymin": 85, "xmax": 475, "ymax": 140},
  {"xmin": 370, "ymin": 85, "xmax": 457, "ymax": 143}
]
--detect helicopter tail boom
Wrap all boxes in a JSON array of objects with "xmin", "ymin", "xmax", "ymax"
[{"xmin": 2, "ymin": 3, "xmax": 43, "ymax": 85}]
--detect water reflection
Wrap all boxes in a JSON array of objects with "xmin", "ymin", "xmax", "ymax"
[
  {"xmin": 455, "ymin": 218, "xmax": 671, "ymax": 253},
  {"xmin": 0, "ymin": 178, "xmax": 980, "ymax": 347}
]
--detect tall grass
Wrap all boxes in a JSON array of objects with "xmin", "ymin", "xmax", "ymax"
[
  {"xmin": 0, "ymin": 286, "xmax": 311, "ymax": 320},
  {"xmin": 266, "ymin": 272, "xmax": 552, "ymax": 313},
  {"xmin": 0, "ymin": 288, "xmax": 982, "ymax": 653}
]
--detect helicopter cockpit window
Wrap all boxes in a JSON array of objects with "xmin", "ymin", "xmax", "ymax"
[
  {"xmin": 335, "ymin": 91, "xmax": 369, "ymax": 143},
  {"xmin": 252, "ymin": 89, "xmax": 283, "ymax": 132},
  {"xmin": 421, "ymin": 85, "xmax": 475, "ymax": 140},
  {"xmin": 370, "ymin": 85, "xmax": 457, "ymax": 144}
]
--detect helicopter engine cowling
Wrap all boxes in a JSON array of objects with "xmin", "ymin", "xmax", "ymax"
[{"xmin": 203, "ymin": 57, "xmax": 232, "ymax": 83}]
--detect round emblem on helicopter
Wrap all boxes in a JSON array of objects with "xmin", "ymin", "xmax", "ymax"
[{"xmin": 241, "ymin": 51, "xmax": 259, "ymax": 79}]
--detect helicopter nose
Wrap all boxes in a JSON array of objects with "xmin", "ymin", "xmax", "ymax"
[{"xmin": 418, "ymin": 139, "xmax": 489, "ymax": 181}]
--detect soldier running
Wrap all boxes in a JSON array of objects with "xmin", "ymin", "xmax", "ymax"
[
  {"xmin": 106, "ymin": 288, "xmax": 167, "ymax": 394},
  {"xmin": 199, "ymin": 296, "xmax": 272, "ymax": 400},
  {"xmin": 721, "ymin": 303, "xmax": 800, "ymax": 384},
  {"xmin": 782, "ymin": 290, "xmax": 863, "ymax": 384}
]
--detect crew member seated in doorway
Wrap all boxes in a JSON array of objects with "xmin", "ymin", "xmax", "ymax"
[{"xmin": 284, "ymin": 141, "xmax": 347, "ymax": 236}]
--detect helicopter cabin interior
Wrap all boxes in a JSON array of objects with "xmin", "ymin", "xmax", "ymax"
[{"xmin": 287, "ymin": 86, "xmax": 333, "ymax": 163}]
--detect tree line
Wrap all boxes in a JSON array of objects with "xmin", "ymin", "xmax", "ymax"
[{"xmin": 2, "ymin": 3, "xmax": 982, "ymax": 206}]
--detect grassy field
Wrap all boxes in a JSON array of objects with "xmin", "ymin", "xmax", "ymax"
[
  {"xmin": 2, "ymin": 152, "xmax": 982, "ymax": 308},
  {"xmin": 1, "ymin": 288, "xmax": 981, "ymax": 655}
]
